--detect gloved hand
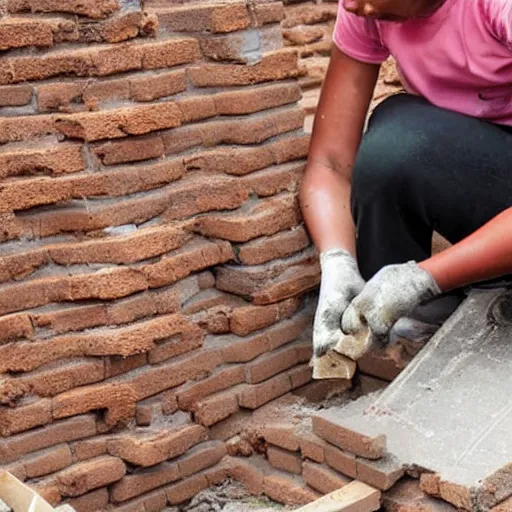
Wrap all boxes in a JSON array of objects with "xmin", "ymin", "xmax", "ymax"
[
  {"xmin": 342, "ymin": 261, "xmax": 442, "ymax": 339},
  {"xmin": 313, "ymin": 249, "xmax": 365, "ymax": 357}
]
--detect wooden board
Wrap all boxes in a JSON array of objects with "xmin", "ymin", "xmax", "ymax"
[
  {"xmin": 294, "ymin": 481, "xmax": 381, "ymax": 512},
  {"xmin": 0, "ymin": 472, "xmax": 55, "ymax": 512}
]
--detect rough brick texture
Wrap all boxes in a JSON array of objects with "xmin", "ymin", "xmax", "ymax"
[{"xmin": 0, "ymin": 1, "xmax": 317, "ymax": 509}]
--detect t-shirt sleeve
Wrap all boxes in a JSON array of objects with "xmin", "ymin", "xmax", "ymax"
[
  {"xmin": 333, "ymin": 3, "xmax": 390, "ymax": 64},
  {"xmin": 480, "ymin": 0, "xmax": 512, "ymax": 50}
]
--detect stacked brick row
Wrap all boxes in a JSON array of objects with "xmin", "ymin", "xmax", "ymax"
[{"xmin": 0, "ymin": 0, "xmax": 322, "ymax": 510}]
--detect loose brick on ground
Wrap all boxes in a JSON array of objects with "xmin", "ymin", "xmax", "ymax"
[
  {"xmin": 302, "ymin": 461, "xmax": 351, "ymax": 495},
  {"xmin": 267, "ymin": 446, "xmax": 302, "ymax": 475},
  {"xmin": 262, "ymin": 424, "xmax": 300, "ymax": 452},
  {"xmin": 324, "ymin": 443, "xmax": 358, "ymax": 479},
  {"xmin": 107, "ymin": 424, "xmax": 208, "ymax": 467},
  {"xmin": 313, "ymin": 408, "xmax": 386, "ymax": 460},
  {"xmin": 356, "ymin": 454, "xmax": 405, "ymax": 491},
  {"xmin": 264, "ymin": 471, "xmax": 319, "ymax": 506}
]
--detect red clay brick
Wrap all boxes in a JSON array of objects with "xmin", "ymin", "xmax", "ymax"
[
  {"xmin": 71, "ymin": 437, "xmax": 108, "ymax": 462},
  {"xmin": 178, "ymin": 441, "xmax": 227, "ymax": 478},
  {"xmin": 94, "ymin": 133, "xmax": 165, "ymax": 165},
  {"xmin": 142, "ymin": 38, "xmax": 201, "ymax": 69},
  {"xmin": 128, "ymin": 348, "xmax": 223, "ymax": 400},
  {"xmin": 0, "ymin": 399, "xmax": 52, "ymax": 436},
  {"xmin": 238, "ymin": 226, "xmax": 310, "ymax": 266},
  {"xmin": 0, "ymin": 143, "xmax": 84, "ymax": 179},
  {"xmin": 52, "ymin": 382, "xmax": 137, "ymax": 427},
  {"xmin": 251, "ymin": 2, "xmax": 285, "ymax": 25},
  {"xmin": 66, "ymin": 488, "xmax": 109, "ymax": 512},
  {"xmin": 302, "ymin": 461, "xmax": 351, "ymax": 495},
  {"xmin": 262, "ymin": 424, "xmax": 300, "ymax": 452},
  {"xmin": 24, "ymin": 444, "xmax": 73, "ymax": 478},
  {"xmin": 178, "ymin": 96, "xmax": 217, "ymax": 124},
  {"xmin": 8, "ymin": 0, "xmax": 120, "ymax": 19},
  {"xmin": 130, "ymin": 69, "xmax": 186, "ymax": 102},
  {"xmin": 289, "ymin": 364, "xmax": 314, "ymax": 389},
  {"xmin": 111, "ymin": 461, "xmax": 180, "ymax": 502},
  {"xmin": 183, "ymin": 145, "xmax": 274, "ymax": 176},
  {"xmin": 239, "ymin": 373, "xmax": 291, "ymax": 410},
  {"xmin": 31, "ymin": 482, "xmax": 61, "ymax": 506},
  {"xmin": 107, "ymin": 424, "xmax": 208, "ymax": 467},
  {"xmin": 188, "ymin": 51, "xmax": 299, "ymax": 88},
  {"xmin": 356, "ymin": 454, "xmax": 405, "ymax": 491},
  {"xmin": 359, "ymin": 374, "xmax": 389, "ymax": 395},
  {"xmin": 155, "ymin": 3, "xmax": 249, "ymax": 33},
  {"xmin": 0, "ymin": 415, "xmax": 96, "ymax": 464},
  {"xmin": 149, "ymin": 324, "xmax": 204, "ymax": 364},
  {"xmin": 214, "ymin": 82, "xmax": 300, "ymax": 115},
  {"xmin": 245, "ymin": 343, "xmax": 301, "ymax": 384},
  {"xmin": 15, "ymin": 359, "xmax": 105, "ymax": 397},
  {"xmin": 0, "ymin": 84, "xmax": 33, "ymax": 106},
  {"xmin": 0, "ymin": 17, "xmax": 57, "ymax": 51},
  {"xmin": 83, "ymin": 78, "xmax": 130, "ymax": 109},
  {"xmin": 142, "ymin": 238, "xmax": 234, "ymax": 289},
  {"xmin": 106, "ymin": 354, "xmax": 148, "ymax": 379},
  {"xmin": 56, "ymin": 101, "xmax": 181, "ymax": 141},
  {"xmin": 268, "ymin": 446, "xmax": 302, "ymax": 475},
  {"xmin": 438, "ymin": 481, "xmax": 472, "ymax": 511},
  {"xmin": 420, "ymin": 473, "xmax": 441, "ymax": 497},
  {"xmin": 313, "ymin": 414, "xmax": 385, "ymax": 461},
  {"xmin": 166, "ymin": 473, "xmax": 209, "ymax": 505},
  {"xmin": 176, "ymin": 366, "xmax": 245, "ymax": 411},
  {"xmin": 37, "ymin": 82, "xmax": 85, "ymax": 112},
  {"xmin": 0, "ymin": 313, "xmax": 33, "ymax": 344},
  {"xmin": 264, "ymin": 472, "xmax": 319, "ymax": 506},
  {"xmin": 196, "ymin": 193, "xmax": 300, "ymax": 243},
  {"xmin": 56, "ymin": 456, "xmax": 126, "ymax": 497},
  {"xmin": 297, "ymin": 430, "xmax": 326, "ymax": 464},
  {"xmin": 230, "ymin": 298, "xmax": 300, "ymax": 336},
  {"xmin": 358, "ymin": 345, "xmax": 410, "ymax": 381},
  {"xmin": 282, "ymin": 3, "xmax": 337, "ymax": 28},
  {"xmin": 193, "ymin": 388, "xmax": 241, "ymax": 427}
]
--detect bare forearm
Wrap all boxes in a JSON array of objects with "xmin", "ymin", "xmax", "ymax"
[
  {"xmin": 300, "ymin": 165, "xmax": 356, "ymax": 254},
  {"xmin": 299, "ymin": 48, "xmax": 379, "ymax": 255},
  {"xmin": 420, "ymin": 208, "xmax": 512, "ymax": 291}
]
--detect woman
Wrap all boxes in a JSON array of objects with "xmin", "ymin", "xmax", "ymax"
[{"xmin": 300, "ymin": 0, "xmax": 512, "ymax": 357}]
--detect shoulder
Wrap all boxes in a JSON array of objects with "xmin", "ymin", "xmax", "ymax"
[{"xmin": 477, "ymin": 0, "xmax": 512, "ymax": 48}]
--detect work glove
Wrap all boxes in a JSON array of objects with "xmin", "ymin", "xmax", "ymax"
[
  {"xmin": 342, "ymin": 261, "xmax": 442, "ymax": 340},
  {"xmin": 313, "ymin": 249, "xmax": 365, "ymax": 357}
]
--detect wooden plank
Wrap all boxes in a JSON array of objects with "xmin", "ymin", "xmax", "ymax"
[
  {"xmin": 294, "ymin": 481, "xmax": 381, "ymax": 512},
  {"xmin": 0, "ymin": 471, "xmax": 55, "ymax": 512}
]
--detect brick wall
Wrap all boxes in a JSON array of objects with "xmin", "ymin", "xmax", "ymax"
[{"xmin": 0, "ymin": 0, "xmax": 320, "ymax": 510}]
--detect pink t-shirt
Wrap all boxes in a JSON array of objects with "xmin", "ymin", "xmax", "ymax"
[{"xmin": 334, "ymin": 0, "xmax": 512, "ymax": 125}]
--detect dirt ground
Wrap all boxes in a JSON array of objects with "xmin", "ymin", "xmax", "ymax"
[{"xmin": 173, "ymin": 480, "xmax": 291, "ymax": 512}]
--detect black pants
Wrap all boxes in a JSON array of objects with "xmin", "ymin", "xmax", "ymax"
[{"xmin": 352, "ymin": 94, "xmax": 512, "ymax": 283}]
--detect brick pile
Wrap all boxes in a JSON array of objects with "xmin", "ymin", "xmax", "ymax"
[{"xmin": 0, "ymin": 0, "xmax": 324, "ymax": 509}]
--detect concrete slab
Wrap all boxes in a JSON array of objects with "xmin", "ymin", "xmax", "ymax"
[{"xmin": 314, "ymin": 289, "xmax": 512, "ymax": 510}]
